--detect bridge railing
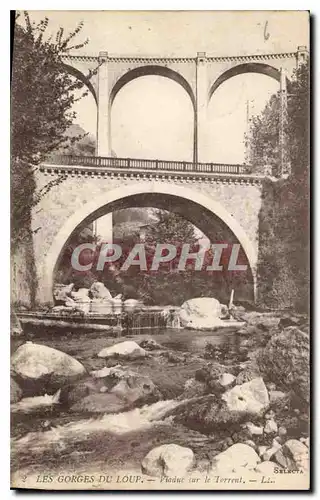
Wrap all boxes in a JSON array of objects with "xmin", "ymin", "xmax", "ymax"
[{"xmin": 46, "ymin": 154, "xmax": 248, "ymax": 175}]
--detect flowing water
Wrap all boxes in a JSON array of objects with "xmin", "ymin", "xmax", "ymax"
[{"xmin": 11, "ymin": 325, "xmax": 248, "ymax": 476}]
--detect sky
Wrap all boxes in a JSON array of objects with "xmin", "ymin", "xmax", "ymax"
[{"xmin": 22, "ymin": 10, "xmax": 309, "ymax": 164}]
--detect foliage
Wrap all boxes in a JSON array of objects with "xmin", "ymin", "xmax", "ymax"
[
  {"xmin": 247, "ymin": 60, "xmax": 310, "ymax": 311},
  {"xmin": 246, "ymin": 60, "xmax": 309, "ymax": 178},
  {"xmin": 11, "ymin": 12, "xmax": 93, "ymax": 247}
]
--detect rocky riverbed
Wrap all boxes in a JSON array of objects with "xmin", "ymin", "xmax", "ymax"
[{"xmin": 10, "ymin": 307, "xmax": 310, "ymax": 488}]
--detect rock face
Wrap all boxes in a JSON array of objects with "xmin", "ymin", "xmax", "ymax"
[
  {"xmin": 141, "ymin": 444, "xmax": 194, "ymax": 477},
  {"xmin": 211, "ymin": 444, "xmax": 260, "ymax": 473},
  {"xmin": 11, "ymin": 342, "xmax": 86, "ymax": 394},
  {"xmin": 274, "ymin": 439, "xmax": 309, "ymax": 472},
  {"xmin": 222, "ymin": 377, "xmax": 269, "ymax": 415},
  {"xmin": 98, "ymin": 341, "xmax": 147, "ymax": 360},
  {"xmin": 11, "ymin": 378, "xmax": 22, "ymax": 403},
  {"xmin": 256, "ymin": 326, "xmax": 309, "ymax": 403},
  {"xmin": 179, "ymin": 297, "xmax": 223, "ymax": 330}
]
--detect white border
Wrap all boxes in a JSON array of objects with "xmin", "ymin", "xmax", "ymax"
[{"xmin": 3, "ymin": 3, "xmax": 318, "ymax": 499}]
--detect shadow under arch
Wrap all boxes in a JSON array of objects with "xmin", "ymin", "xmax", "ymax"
[
  {"xmin": 42, "ymin": 183, "xmax": 257, "ymax": 303},
  {"xmin": 208, "ymin": 62, "xmax": 290, "ymax": 102},
  {"xmin": 62, "ymin": 63, "xmax": 98, "ymax": 105}
]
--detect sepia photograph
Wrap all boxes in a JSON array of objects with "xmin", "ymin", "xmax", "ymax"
[{"xmin": 10, "ymin": 9, "xmax": 310, "ymax": 491}]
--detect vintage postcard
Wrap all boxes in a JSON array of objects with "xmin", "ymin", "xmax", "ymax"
[{"xmin": 11, "ymin": 10, "xmax": 310, "ymax": 491}]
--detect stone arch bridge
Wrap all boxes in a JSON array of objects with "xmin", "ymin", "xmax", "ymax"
[
  {"xmin": 61, "ymin": 46, "xmax": 307, "ymax": 163},
  {"xmin": 33, "ymin": 159, "xmax": 263, "ymax": 305},
  {"xmin": 17, "ymin": 46, "xmax": 309, "ymax": 307}
]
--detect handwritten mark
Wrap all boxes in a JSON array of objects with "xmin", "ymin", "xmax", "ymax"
[{"xmin": 264, "ymin": 21, "xmax": 270, "ymax": 41}]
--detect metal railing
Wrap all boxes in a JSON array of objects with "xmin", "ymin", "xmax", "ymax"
[{"xmin": 46, "ymin": 154, "xmax": 248, "ymax": 175}]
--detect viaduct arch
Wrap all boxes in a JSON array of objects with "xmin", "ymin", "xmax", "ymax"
[{"xmin": 61, "ymin": 46, "xmax": 307, "ymax": 166}]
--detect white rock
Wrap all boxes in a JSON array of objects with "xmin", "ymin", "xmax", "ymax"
[
  {"xmin": 262, "ymin": 445, "xmax": 281, "ymax": 462},
  {"xmin": 255, "ymin": 461, "xmax": 279, "ymax": 474},
  {"xmin": 269, "ymin": 390, "xmax": 288, "ymax": 404},
  {"xmin": 264, "ymin": 419, "xmax": 278, "ymax": 434},
  {"xmin": 11, "ymin": 342, "xmax": 86, "ymax": 381},
  {"xmin": 98, "ymin": 341, "xmax": 146, "ymax": 359},
  {"xmin": 219, "ymin": 373, "xmax": 236, "ymax": 387},
  {"xmin": 244, "ymin": 440, "xmax": 256, "ymax": 449},
  {"xmin": 141, "ymin": 444, "xmax": 194, "ymax": 477},
  {"xmin": 222, "ymin": 377, "xmax": 269, "ymax": 415},
  {"xmin": 90, "ymin": 282, "xmax": 112, "ymax": 300},
  {"xmin": 179, "ymin": 297, "xmax": 222, "ymax": 330},
  {"xmin": 211, "ymin": 444, "xmax": 260, "ymax": 473},
  {"xmin": 91, "ymin": 365, "xmax": 122, "ymax": 378},
  {"xmin": 246, "ymin": 422, "xmax": 264, "ymax": 435},
  {"xmin": 274, "ymin": 439, "xmax": 309, "ymax": 472},
  {"xmin": 258, "ymin": 446, "xmax": 268, "ymax": 457}
]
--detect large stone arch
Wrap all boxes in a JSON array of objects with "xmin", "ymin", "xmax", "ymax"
[
  {"xmin": 41, "ymin": 182, "xmax": 257, "ymax": 304},
  {"xmin": 109, "ymin": 65, "xmax": 196, "ymax": 110},
  {"xmin": 208, "ymin": 62, "xmax": 287, "ymax": 102}
]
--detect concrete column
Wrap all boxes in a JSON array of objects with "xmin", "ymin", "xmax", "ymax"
[
  {"xmin": 97, "ymin": 51, "xmax": 110, "ymax": 156},
  {"xmin": 196, "ymin": 52, "xmax": 208, "ymax": 163}
]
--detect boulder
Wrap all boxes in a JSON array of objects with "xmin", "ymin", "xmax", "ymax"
[
  {"xmin": 63, "ymin": 367, "xmax": 161, "ymax": 409},
  {"xmin": 222, "ymin": 377, "xmax": 269, "ymax": 415},
  {"xmin": 98, "ymin": 341, "xmax": 147, "ymax": 360},
  {"xmin": 274, "ymin": 439, "xmax": 309, "ymax": 472},
  {"xmin": 139, "ymin": 338, "xmax": 163, "ymax": 351},
  {"xmin": 181, "ymin": 378, "xmax": 207, "ymax": 399},
  {"xmin": 71, "ymin": 288, "xmax": 90, "ymax": 300},
  {"xmin": 11, "ymin": 342, "xmax": 86, "ymax": 394},
  {"xmin": 264, "ymin": 419, "xmax": 278, "ymax": 434},
  {"xmin": 179, "ymin": 297, "xmax": 223, "ymax": 330},
  {"xmin": 269, "ymin": 390, "xmax": 288, "ymax": 405},
  {"xmin": 262, "ymin": 443, "xmax": 282, "ymax": 461},
  {"xmin": 109, "ymin": 370, "xmax": 161, "ymax": 405},
  {"xmin": 236, "ymin": 367, "xmax": 261, "ymax": 385},
  {"xmin": 11, "ymin": 378, "xmax": 22, "ymax": 403},
  {"xmin": 219, "ymin": 373, "xmax": 236, "ymax": 388},
  {"xmin": 255, "ymin": 461, "xmax": 279, "ymax": 474},
  {"xmin": 279, "ymin": 316, "xmax": 304, "ymax": 329},
  {"xmin": 211, "ymin": 443, "xmax": 260, "ymax": 473},
  {"xmin": 256, "ymin": 327, "xmax": 309, "ymax": 403},
  {"xmin": 141, "ymin": 444, "xmax": 194, "ymax": 477},
  {"xmin": 90, "ymin": 282, "xmax": 112, "ymax": 300},
  {"xmin": 246, "ymin": 422, "xmax": 263, "ymax": 436},
  {"xmin": 53, "ymin": 283, "xmax": 74, "ymax": 304},
  {"xmin": 71, "ymin": 392, "xmax": 129, "ymax": 413}
]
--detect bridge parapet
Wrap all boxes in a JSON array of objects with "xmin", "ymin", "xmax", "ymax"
[{"xmin": 42, "ymin": 155, "xmax": 264, "ymax": 184}]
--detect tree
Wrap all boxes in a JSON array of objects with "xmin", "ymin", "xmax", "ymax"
[
  {"xmin": 11, "ymin": 12, "xmax": 95, "ymax": 305},
  {"xmin": 246, "ymin": 60, "xmax": 309, "ymax": 178},
  {"xmin": 246, "ymin": 60, "xmax": 310, "ymax": 310}
]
